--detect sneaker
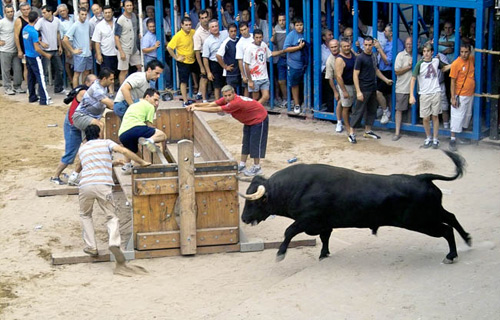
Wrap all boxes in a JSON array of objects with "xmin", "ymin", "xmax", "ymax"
[
  {"xmin": 335, "ymin": 122, "xmax": 343, "ymax": 133},
  {"xmin": 443, "ymin": 122, "xmax": 450, "ymax": 129},
  {"xmin": 55, "ymin": 89, "xmax": 68, "ymax": 94},
  {"xmin": 122, "ymin": 162, "xmax": 132, "ymax": 175},
  {"xmin": 244, "ymin": 165, "xmax": 263, "ymax": 176},
  {"xmin": 14, "ymin": 87, "xmax": 26, "ymax": 94},
  {"xmin": 449, "ymin": 139, "xmax": 457, "ymax": 152},
  {"xmin": 139, "ymin": 137, "xmax": 158, "ymax": 152},
  {"xmin": 83, "ymin": 246, "xmax": 98, "ymax": 256},
  {"xmin": 5, "ymin": 88, "xmax": 15, "ymax": 95},
  {"xmin": 50, "ymin": 177, "xmax": 66, "ymax": 185},
  {"xmin": 195, "ymin": 92, "xmax": 203, "ymax": 100},
  {"xmin": 380, "ymin": 110, "xmax": 390, "ymax": 124},
  {"xmin": 423, "ymin": 139, "xmax": 432, "ymax": 148},
  {"xmin": 237, "ymin": 164, "xmax": 246, "ymax": 173},
  {"xmin": 348, "ymin": 134, "xmax": 357, "ymax": 144},
  {"xmin": 432, "ymin": 140, "xmax": 440, "ymax": 149},
  {"xmin": 392, "ymin": 134, "xmax": 401, "ymax": 141},
  {"xmin": 67, "ymin": 171, "xmax": 80, "ymax": 186},
  {"xmin": 29, "ymin": 98, "xmax": 39, "ymax": 103},
  {"xmin": 363, "ymin": 131, "xmax": 381, "ymax": 139},
  {"xmin": 293, "ymin": 105, "xmax": 301, "ymax": 114}
]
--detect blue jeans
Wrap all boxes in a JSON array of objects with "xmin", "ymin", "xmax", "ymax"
[
  {"xmin": 114, "ymin": 99, "xmax": 139, "ymax": 119},
  {"xmin": 61, "ymin": 114, "xmax": 83, "ymax": 165}
]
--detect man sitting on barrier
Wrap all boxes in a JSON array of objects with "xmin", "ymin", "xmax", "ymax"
[
  {"xmin": 186, "ymin": 85, "xmax": 269, "ymax": 177},
  {"xmin": 118, "ymin": 88, "xmax": 167, "ymax": 175}
]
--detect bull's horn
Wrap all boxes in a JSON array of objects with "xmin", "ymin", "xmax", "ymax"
[{"xmin": 239, "ymin": 185, "xmax": 266, "ymax": 200}]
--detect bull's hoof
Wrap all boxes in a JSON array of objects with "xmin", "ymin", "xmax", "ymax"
[
  {"xmin": 466, "ymin": 235, "xmax": 473, "ymax": 247},
  {"xmin": 276, "ymin": 253, "xmax": 286, "ymax": 262},
  {"xmin": 319, "ymin": 253, "xmax": 330, "ymax": 261}
]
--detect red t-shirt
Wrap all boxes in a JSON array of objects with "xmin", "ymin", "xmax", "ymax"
[{"xmin": 216, "ymin": 95, "xmax": 268, "ymax": 125}]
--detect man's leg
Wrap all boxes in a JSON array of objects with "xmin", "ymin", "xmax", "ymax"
[
  {"xmin": 72, "ymin": 71, "xmax": 82, "ymax": 89},
  {"xmin": 291, "ymin": 85, "xmax": 300, "ymax": 106},
  {"xmin": 0, "ymin": 52, "xmax": 13, "ymax": 92},
  {"xmin": 364, "ymin": 91, "xmax": 378, "ymax": 133},
  {"xmin": 26, "ymin": 59, "xmax": 37, "ymax": 102},
  {"xmin": 422, "ymin": 116, "xmax": 431, "ymax": 137},
  {"xmin": 12, "ymin": 55, "xmax": 23, "ymax": 90},
  {"xmin": 119, "ymin": 70, "xmax": 128, "ymax": 85},
  {"xmin": 34, "ymin": 57, "xmax": 50, "ymax": 104},
  {"xmin": 52, "ymin": 54, "xmax": 64, "ymax": 92},
  {"xmin": 395, "ymin": 110, "xmax": 403, "ymax": 136},
  {"xmin": 94, "ymin": 185, "xmax": 121, "ymax": 248},
  {"xmin": 432, "ymin": 114, "xmax": 439, "ymax": 139},
  {"xmin": 180, "ymin": 82, "xmax": 188, "ymax": 103},
  {"xmin": 79, "ymin": 186, "xmax": 98, "ymax": 251},
  {"xmin": 259, "ymin": 89, "xmax": 270, "ymax": 105}
]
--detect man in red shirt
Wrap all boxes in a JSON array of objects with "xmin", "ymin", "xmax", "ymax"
[{"xmin": 187, "ymin": 85, "xmax": 269, "ymax": 176}]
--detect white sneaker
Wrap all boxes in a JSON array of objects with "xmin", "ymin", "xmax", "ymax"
[
  {"xmin": 139, "ymin": 137, "xmax": 158, "ymax": 152},
  {"xmin": 336, "ymin": 122, "xmax": 343, "ymax": 133},
  {"xmin": 244, "ymin": 165, "xmax": 263, "ymax": 176},
  {"xmin": 380, "ymin": 110, "xmax": 390, "ymax": 124},
  {"xmin": 122, "ymin": 162, "xmax": 132, "ymax": 175},
  {"xmin": 5, "ymin": 88, "xmax": 15, "ymax": 95},
  {"xmin": 293, "ymin": 105, "xmax": 301, "ymax": 114},
  {"xmin": 67, "ymin": 171, "xmax": 80, "ymax": 186},
  {"xmin": 237, "ymin": 164, "xmax": 246, "ymax": 173}
]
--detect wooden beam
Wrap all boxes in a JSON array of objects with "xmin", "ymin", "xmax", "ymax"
[
  {"xmin": 134, "ymin": 243, "xmax": 241, "ymax": 259},
  {"xmin": 178, "ymin": 139, "xmax": 197, "ymax": 255},
  {"xmin": 36, "ymin": 186, "xmax": 78, "ymax": 197},
  {"xmin": 133, "ymin": 174, "xmax": 238, "ymax": 196},
  {"xmin": 264, "ymin": 238, "xmax": 317, "ymax": 249},
  {"xmin": 52, "ymin": 249, "xmax": 111, "ymax": 265}
]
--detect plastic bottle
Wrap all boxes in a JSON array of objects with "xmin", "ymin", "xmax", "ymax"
[{"xmin": 287, "ymin": 157, "xmax": 298, "ymax": 163}]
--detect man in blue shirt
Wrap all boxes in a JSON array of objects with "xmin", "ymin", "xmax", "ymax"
[
  {"xmin": 283, "ymin": 18, "xmax": 306, "ymax": 114},
  {"xmin": 63, "ymin": 7, "xmax": 92, "ymax": 88},
  {"xmin": 22, "ymin": 11, "xmax": 52, "ymax": 105}
]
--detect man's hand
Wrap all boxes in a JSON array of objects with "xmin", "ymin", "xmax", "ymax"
[
  {"xmin": 298, "ymin": 40, "xmax": 305, "ymax": 49},
  {"xmin": 207, "ymin": 72, "xmax": 214, "ymax": 81},
  {"xmin": 385, "ymin": 79, "xmax": 393, "ymax": 86},
  {"xmin": 225, "ymin": 64, "xmax": 234, "ymax": 72},
  {"xmin": 334, "ymin": 91, "xmax": 340, "ymax": 101},
  {"xmin": 39, "ymin": 41, "xmax": 49, "ymax": 49},
  {"xmin": 357, "ymin": 91, "xmax": 364, "ymax": 101},
  {"xmin": 342, "ymin": 89, "xmax": 349, "ymax": 99},
  {"xmin": 96, "ymin": 53, "xmax": 103, "ymax": 64},
  {"xmin": 451, "ymin": 96, "xmax": 458, "ymax": 108},
  {"xmin": 248, "ymin": 79, "xmax": 254, "ymax": 90},
  {"xmin": 154, "ymin": 40, "xmax": 160, "ymax": 49},
  {"xmin": 242, "ymin": 75, "xmax": 248, "ymax": 83},
  {"xmin": 176, "ymin": 55, "xmax": 185, "ymax": 62},
  {"xmin": 0, "ymin": 40, "xmax": 5, "ymax": 46},
  {"xmin": 17, "ymin": 50, "xmax": 23, "ymax": 59},
  {"xmin": 58, "ymin": 46, "xmax": 63, "ymax": 55},
  {"xmin": 119, "ymin": 50, "xmax": 126, "ymax": 61},
  {"xmin": 409, "ymin": 95, "xmax": 416, "ymax": 105},
  {"xmin": 73, "ymin": 48, "xmax": 83, "ymax": 55},
  {"xmin": 186, "ymin": 104, "xmax": 196, "ymax": 112}
]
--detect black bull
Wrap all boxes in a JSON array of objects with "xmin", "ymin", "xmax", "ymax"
[{"xmin": 241, "ymin": 151, "xmax": 471, "ymax": 264}]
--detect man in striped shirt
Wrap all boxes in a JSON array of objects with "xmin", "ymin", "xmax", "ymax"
[{"xmin": 76, "ymin": 124, "xmax": 150, "ymax": 269}]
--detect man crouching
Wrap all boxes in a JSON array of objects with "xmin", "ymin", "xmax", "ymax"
[{"xmin": 76, "ymin": 124, "xmax": 150, "ymax": 275}]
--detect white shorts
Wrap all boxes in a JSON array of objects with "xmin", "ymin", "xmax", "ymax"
[
  {"xmin": 337, "ymin": 84, "xmax": 355, "ymax": 107},
  {"xmin": 450, "ymin": 95, "xmax": 473, "ymax": 133},
  {"xmin": 117, "ymin": 51, "xmax": 142, "ymax": 70}
]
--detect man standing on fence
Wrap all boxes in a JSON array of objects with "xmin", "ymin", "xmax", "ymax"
[
  {"xmin": 449, "ymin": 43, "xmax": 475, "ymax": 152},
  {"xmin": 187, "ymin": 85, "xmax": 269, "ymax": 177}
]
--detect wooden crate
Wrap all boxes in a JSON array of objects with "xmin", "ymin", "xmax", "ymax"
[{"xmin": 107, "ymin": 105, "xmax": 239, "ymax": 257}]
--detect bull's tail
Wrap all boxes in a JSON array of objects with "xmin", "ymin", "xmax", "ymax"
[{"xmin": 417, "ymin": 151, "xmax": 466, "ymax": 182}]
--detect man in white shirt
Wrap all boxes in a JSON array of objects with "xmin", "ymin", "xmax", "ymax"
[
  {"xmin": 244, "ymin": 29, "xmax": 281, "ymax": 105},
  {"xmin": 88, "ymin": 3, "xmax": 103, "ymax": 39},
  {"xmin": 57, "ymin": 3, "xmax": 74, "ymax": 89},
  {"xmin": 193, "ymin": 10, "xmax": 210, "ymax": 102},
  {"xmin": 202, "ymin": 19, "xmax": 228, "ymax": 100},
  {"xmin": 235, "ymin": 21, "xmax": 253, "ymax": 97},
  {"xmin": 35, "ymin": 5, "xmax": 65, "ymax": 94},
  {"xmin": 92, "ymin": 5, "xmax": 117, "ymax": 75},
  {"xmin": 115, "ymin": 0, "xmax": 141, "ymax": 85},
  {"xmin": 0, "ymin": 4, "xmax": 24, "ymax": 94}
]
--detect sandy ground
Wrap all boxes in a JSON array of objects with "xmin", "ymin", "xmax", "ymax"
[{"xmin": 0, "ymin": 91, "xmax": 499, "ymax": 320}]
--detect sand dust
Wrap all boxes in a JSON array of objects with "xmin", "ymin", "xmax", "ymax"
[{"xmin": 1, "ymin": 94, "xmax": 499, "ymax": 319}]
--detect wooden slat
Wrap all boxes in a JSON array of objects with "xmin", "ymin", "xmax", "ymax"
[
  {"xmin": 263, "ymin": 239, "xmax": 317, "ymax": 249},
  {"xmin": 178, "ymin": 139, "xmax": 197, "ymax": 255},
  {"xmin": 134, "ymin": 243, "xmax": 241, "ymax": 259},
  {"xmin": 104, "ymin": 111, "xmax": 121, "ymax": 144},
  {"xmin": 136, "ymin": 227, "xmax": 239, "ymax": 250},
  {"xmin": 113, "ymin": 167, "xmax": 133, "ymax": 203},
  {"xmin": 132, "ymin": 194, "xmax": 179, "ymax": 236},
  {"xmin": 195, "ymin": 191, "xmax": 239, "ymax": 229},
  {"xmin": 133, "ymin": 174, "xmax": 238, "ymax": 195},
  {"xmin": 36, "ymin": 186, "xmax": 79, "ymax": 197},
  {"xmin": 52, "ymin": 249, "xmax": 111, "ymax": 265},
  {"xmin": 193, "ymin": 113, "xmax": 231, "ymax": 160}
]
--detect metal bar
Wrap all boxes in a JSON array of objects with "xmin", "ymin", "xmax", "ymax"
[
  {"xmin": 217, "ymin": 0, "xmax": 222, "ymax": 30},
  {"xmin": 326, "ymin": 0, "xmax": 332, "ymax": 31},
  {"xmin": 473, "ymin": 6, "xmax": 484, "ymax": 140},
  {"xmin": 353, "ymin": 0, "xmax": 359, "ymax": 53},
  {"xmin": 391, "ymin": 2, "xmax": 398, "ymax": 121},
  {"xmin": 372, "ymin": 1, "xmax": 378, "ymax": 39},
  {"xmin": 234, "ymin": 0, "xmax": 238, "ymax": 27},
  {"xmin": 333, "ymin": 0, "xmax": 339, "ymax": 39},
  {"xmin": 251, "ymin": 0, "xmax": 255, "ymax": 32},
  {"xmin": 201, "ymin": 0, "xmax": 205, "ymax": 10},
  {"xmin": 486, "ymin": 8, "xmax": 494, "ymax": 126},
  {"xmin": 286, "ymin": 0, "xmax": 291, "ymax": 112},
  {"xmin": 138, "ymin": 0, "xmax": 144, "ymax": 72},
  {"xmin": 155, "ymin": 0, "xmax": 165, "ymax": 90},
  {"xmin": 433, "ymin": 6, "xmax": 439, "ymax": 55},
  {"xmin": 454, "ymin": 7, "xmax": 461, "ymax": 60},
  {"xmin": 171, "ymin": 0, "xmax": 177, "ymax": 91},
  {"xmin": 313, "ymin": 0, "xmax": 321, "ymax": 112},
  {"xmin": 268, "ymin": 0, "xmax": 274, "ymax": 109},
  {"xmin": 412, "ymin": 4, "xmax": 419, "ymax": 125}
]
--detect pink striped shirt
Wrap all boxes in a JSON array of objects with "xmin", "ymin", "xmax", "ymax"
[{"xmin": 78, "ymin": 139, "xmax": 118, "ymax": 187}]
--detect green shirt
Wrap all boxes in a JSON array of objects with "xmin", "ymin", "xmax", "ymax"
[{"xmin": 118, "ymin": 99, "xmax": 155, "ymax": 136}]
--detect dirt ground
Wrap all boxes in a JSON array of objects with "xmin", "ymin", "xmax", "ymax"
[{"xmin": 0, "ymin": 93, "xmax": 499, "ymax": 320}]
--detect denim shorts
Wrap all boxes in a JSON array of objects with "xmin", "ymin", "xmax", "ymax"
[
  {"xmin": 248, "ymin": 79, "xmax": 270, "ymax": 93},
  {"xmin": 73, "ymin": 55, "xmax": 93, "ymax": 72},
  {"xmin": 61, "ymin": 114, "xmax": 83, "ymax": 165},
  {"xmin": 288, "ymin": 67, "xmax": 304, "ymax": 86},
  {"xmin": 277, "ymin": 59, "xmax": 287, "ymax": 81}
]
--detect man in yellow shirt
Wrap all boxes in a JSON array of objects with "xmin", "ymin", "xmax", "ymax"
[{"xmin": 167, "ymin": 17, "xmax": 195, "ymax": 107}]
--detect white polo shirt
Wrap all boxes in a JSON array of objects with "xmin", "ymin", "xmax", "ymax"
[
  {"xmin": 92, "ymin": 18, "xmax": 117, "ymax": 56},
  {"xmin": 0, "ymin": 17, "xmax": 16, "ymax": 53},
  {"xmin": 34, "ymin": 16, "xmax": 61, "ymax": 51}
]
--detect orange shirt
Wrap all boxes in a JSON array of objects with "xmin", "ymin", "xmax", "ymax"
[{"xmin": 450, "ymin": 55, "xmax": 475, "ymax": 96}]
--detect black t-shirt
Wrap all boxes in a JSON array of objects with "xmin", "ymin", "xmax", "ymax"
[{"xmin": 354, "ymin": 51, "xmax": 377, "ymax": 92}]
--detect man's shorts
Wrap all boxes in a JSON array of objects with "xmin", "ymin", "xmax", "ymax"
[
  {"xmin": 248, "ymin": 79, "xmax": 270, "ymax": 93},
  {"xmin": 440, "ymin": 83, "xmax": 449, "ymax": 111},
  {"xmin": 395, "ymin": 93, "xmax": 410, "ymax": 111},
  {"xmin": 177, "ymin": 61, "xmax": 194, "ymax": 84},
  {"xmin": 419, "ymin": 92, "xmax": 441, "ymax": 118},
  {"xmin": 288, "ymin": 67, "xmax": 304, "ymax": 86},
  {"xmin": 226, "ymin": 75, "xmax": 241, "ymax": 89},
  {"xmin": 72, "ymin": 111, "xmax": 95, "ymax": 132},
  {"xmin": 209, "ymin": 60, "xmax": 225, "ymax": 89},
  {"xmin": 336, "ymin": 84, "xmax": 355, "ymax": 107},
  {"xmin": 117, "ymin": 51, "xmax": 142, "ymax": 70},
  {"xmin": 277, "ymin": 59, "xmax": 287, "ymax": 81},
  {"xmin": 119, "ymin": 125, "xmax": 156, "ymax": 153},
  {"xmin": 73, "ymin": 55, "xmax": 93, "ymax": 72},
  {"xmin": 242, "ymin": 116, "xmax": 269, "ymax": 159},
  {"xmin": 102, "ymin": 55, "xmax": 118, "ymax": 71},
  {"xmin": 376, "ymin": 70, "xmax": 392, "ymax": 95}
]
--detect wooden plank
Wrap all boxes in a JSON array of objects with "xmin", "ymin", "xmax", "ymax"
[
  {"xmin": 264, "ymin": 238, "xmax": 317, "ymax": 249},
  {"xmin": 136, "ymin": 227, "xmax": 239, "ymax": 250},
  {"xmin": 113, "ymin": 167, "xmax": 133, "ymax": 203},
  {"xmin": 52, "ymin": 249, "xmax": 111, "ymax": 265},
  {"xmin": 134, "ymin": 243, "xmax": 241, "ymax": 259},
  {"xmin": 133, "ymin": 174, "xmax": 238, "ymax": 196},
  {"xmin": 36, "ymin": 186, "xmax": 79, "ymax": 197},
  {"xmin": 104, "ymin": 111, "xmax": 121, "ymax": 144},
  {"xmin": 193, "ymin": 113, "xmax": 230, "ymax": 160},
  {"xmin": 195, "ymin": 191, "xmax": 239, "ymax": 229},
  {"xmin": 132, "ymin": 193, "xmax": 179, "ymax": 236},
  {"xmin": 178, "ymin": 139, "xmax": 197, "ymax": 255}
]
